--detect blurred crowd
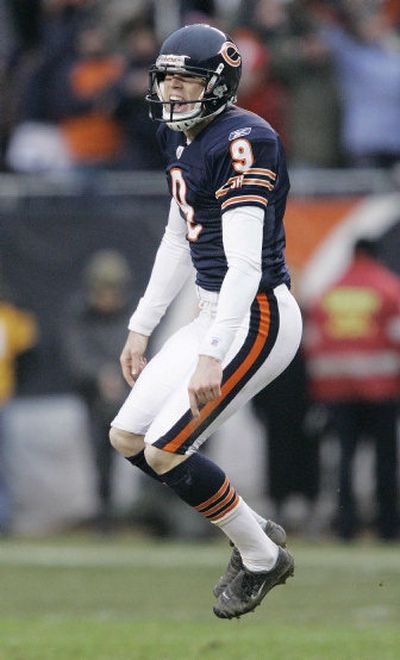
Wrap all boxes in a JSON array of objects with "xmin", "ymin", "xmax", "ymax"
[{"xmin": 0, "ymin": 0, "xmax": 400, "ymax": 172}]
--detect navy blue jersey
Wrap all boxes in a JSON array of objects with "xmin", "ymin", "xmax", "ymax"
[{"xmin": 157, "ymin": 106, "xmax": 291, "ymax": 292}]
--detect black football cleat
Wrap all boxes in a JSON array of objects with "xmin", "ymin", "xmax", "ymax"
[
  {"xmin": 213, "ymin": 546, "xmax": 294, "ymax": 620},
  {"xmin": 213, "ymin": 519, "xmax": 287, "ymax": 598}
]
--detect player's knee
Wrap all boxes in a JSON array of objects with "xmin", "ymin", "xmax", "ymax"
[
  {"xmin": 144, "ymin": 445, "xmax": 187, "ymax": 475},
  {"xmin": 109, "ymin": 427, "xmax": 145, "ymax": 457}
]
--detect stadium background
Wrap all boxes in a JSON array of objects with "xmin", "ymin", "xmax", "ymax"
[
  {"xmin": 0, "ymin": 1, "xmax": 399, "ymax": 658},
  {"xmin": 1, "ymin": 170, "xmax": 399, "ymax": 535}
]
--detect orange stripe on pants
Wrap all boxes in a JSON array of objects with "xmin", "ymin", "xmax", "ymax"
[{"xmin": 162, "ymin": 293, "xmax": 271, "ymax": 453}]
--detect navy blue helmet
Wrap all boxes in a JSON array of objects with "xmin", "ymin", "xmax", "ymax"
[{"xmin": 146, "ymin": 24, "xmax": 242, "ymax": 132}]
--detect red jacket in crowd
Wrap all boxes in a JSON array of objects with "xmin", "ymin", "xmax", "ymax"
[{"xmin": 305, "ymin": 253, "xmax": 400, "ymax": 402}]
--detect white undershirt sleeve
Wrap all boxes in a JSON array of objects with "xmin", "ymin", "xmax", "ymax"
[
  {"xmin": 128, "ymin": 198, "xmax": 193, "ymax": 335},
  {"xmin": 198, "ymin": 205, "xmax": 264, "ymax": 361}
]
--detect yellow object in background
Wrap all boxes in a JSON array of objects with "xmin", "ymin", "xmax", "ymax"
[{"xmin": 0, "ymin": 303, "xmax": 38, "ymax": 404}]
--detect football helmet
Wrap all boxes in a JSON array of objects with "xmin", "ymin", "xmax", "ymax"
[{"xmin": 146, "ymin": 24, "xmax": 242, "ymax": 132}]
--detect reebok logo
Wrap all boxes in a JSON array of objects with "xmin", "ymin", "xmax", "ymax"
[{"xmin": 229, "ymin": 127, "xmax": 252, "ymax": 141}]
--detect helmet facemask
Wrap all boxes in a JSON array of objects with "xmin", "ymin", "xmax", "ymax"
[
  {"xmin": 158, "ymin": 71, "xmax": 206, "ymax": 132},
  {"xmin": 147, "ymin": 61, "xmax": 230, "ymax": 132}
]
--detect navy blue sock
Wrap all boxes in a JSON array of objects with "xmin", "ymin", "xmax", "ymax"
[
  {"xmin": 125, "ymin": 450, "xmax": 163, "ymax": 482},
  {"xmin": 161, "ymin": 453, "xmax": 239, "ymax": 523}
]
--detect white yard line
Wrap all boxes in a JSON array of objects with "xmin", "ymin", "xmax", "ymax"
[
  {"xmin": 0, "ymin": 544, "xmax": 227, "ymax": 568},
  {"xmin": 0, "ymin": 542, "xmax": 399, "ymax": 571}
]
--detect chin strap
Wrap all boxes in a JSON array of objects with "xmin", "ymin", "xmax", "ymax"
[{"xmin": 167, "ymin": 103, "xmax": 229, "ymax": 133}]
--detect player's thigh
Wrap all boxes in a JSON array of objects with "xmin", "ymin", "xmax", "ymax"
[
  {"xmin": 110, "ymin": 317, "xmax": 203, "ymax": 435},
  {"xmin": 145, "ymin": 284, "xmax": 302, "ymax": 455},
  {"xmin": 237, "ymin": 283, "xmax": 303, "ymax": 395},
  {"xmin": 144, "ymin": 369, "xmax": 197, "ymax": 450},
  {"xmin": 191, "ymin": 284, "xmax": 302, "ymax": 449},
  {"xmin": 205, "ymin": 284, "xmax": 302, "ymax": 430}
]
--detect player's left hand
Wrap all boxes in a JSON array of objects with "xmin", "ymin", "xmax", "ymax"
[{"xmin": 188, "ymin": 355, "xmax": 222, "ymax": 419}]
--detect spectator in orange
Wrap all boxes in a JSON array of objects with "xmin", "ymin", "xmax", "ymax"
[
  {"xmin": 304, "ymin": 238, "xmax": 400, "ymax": 540},
  {"xmin": 54, "ymin": 23, "xmax": 125, "ymax": 169}
]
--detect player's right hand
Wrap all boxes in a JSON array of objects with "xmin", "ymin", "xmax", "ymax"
[{"xmin": 119, "ymin": 331, "xmax": 148, "ymax": 387}]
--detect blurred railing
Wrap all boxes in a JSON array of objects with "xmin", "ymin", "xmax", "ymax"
[{"xmin": 0, "ymin": 166, "xmax": 397, "ymax": 199}]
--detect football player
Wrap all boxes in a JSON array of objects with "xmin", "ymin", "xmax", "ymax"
[{"xmin": 109, "ymin": 24, "xmax": 302, "ymax": 619}]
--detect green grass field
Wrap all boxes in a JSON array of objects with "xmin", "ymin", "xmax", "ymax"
[{"xmin": 0, "ymin": 534, "xmax": 399, "ymax": 660}]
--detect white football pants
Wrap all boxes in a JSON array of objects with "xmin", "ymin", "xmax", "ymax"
[{"xmin": 111, "ymin": 284, "xmax": 302, "ymax": 455}]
